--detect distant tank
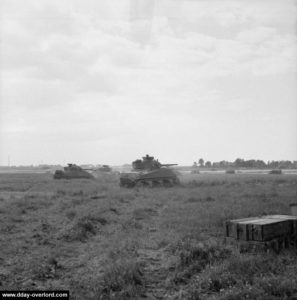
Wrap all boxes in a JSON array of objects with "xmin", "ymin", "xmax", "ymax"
[
  {"xmin": 191, "ymin": 169, "xmax": 200, "ymax": 174},
  {"xmin": 269, "ymin": 169, "xmax": 282, "ymax": 175},
  {"xmin": 120, "ymin": 154, "xmax": 179, "ymax": 187},
  {"xmin": 97, "ymin": 165, "xmax": 112, "ymax": 172},
  {"xmin": 53, "ymin": 164, "xmax": 94, "ymax": 179}
]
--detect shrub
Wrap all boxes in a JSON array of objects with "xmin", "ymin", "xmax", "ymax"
[
  {"xmin": 73, "ymin": 218, "xmax": 96, "ymax": 241},
  {"xmin": 226, "ymin": 169, "xmax": 235, "ymax": 174},
  {"xmin": 219, "ymin": 285, "xmax": 267, "ymax": 300},
  {"xmin": 132, "ymin": 208, "xmax": 158, "ymax": 220},
  {"xmin": 178, "ymin": 239, "xmax": 232, "ymax": 268},
  {"xmin": 59, "ymin": 215, "xmax": 107, "ymax": 242},
  {"xmin": 259, "ymin": 276, "xmax": 297, "ymax": 298},
  {"xmin": 225, "ymin": 255, "xmax": 286, "ymax": 284},
  {"xmin": 186, "ymin": 196, "xmax": 215, "ymax": 203},
  {"xmin": 172, "ymin": 239, "xmax": 232, "ymax": 284},
  {"xmin": 269, "ymin": 169, "xmax": 282, "ymax": 175},
  {"xmin": 96, "ymin": 259, "xmax": 144, "ymax": 299},
  {"xmin": 200, "ymin": 272, "xmax": 237, "ymax": 292}
]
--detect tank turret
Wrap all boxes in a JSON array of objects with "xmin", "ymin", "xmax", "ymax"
[{"xmin": 132, "ymin": 154, "xmax": 177, "ymax": 171}]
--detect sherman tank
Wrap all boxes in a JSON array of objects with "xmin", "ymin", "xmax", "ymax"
[
  {"xmin": 120, "ymin": 155, "xmax": 179, "ymax": 187},
  {"xmin": 97, "ymin": 165, "xmax": 112, "ymax": 172},
  {"xmin": 53, "ymin": 164, "xmax": 94, "ymax": 179}
]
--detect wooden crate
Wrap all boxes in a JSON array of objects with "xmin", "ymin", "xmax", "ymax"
[
  {"xmin": 226, "ymin": 217, "xmax": 258, "ymax": 240},
  {"xmin": 225, "ymin": 234, "xmax": 297, "ymax": 253},
  {"xmin": 226, "ymin": 215, "xmax": 297, "ymax": 242},
  {"xmin": 267, "ymin": 215, "xmax": 297, "ymax": 235}
]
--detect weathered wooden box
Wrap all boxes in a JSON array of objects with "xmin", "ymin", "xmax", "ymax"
[{"xmin": 226, "ymin": 215, "xmax": 297, "ymax": 242}]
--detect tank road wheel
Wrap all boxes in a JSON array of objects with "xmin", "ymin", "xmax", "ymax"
[
  {"xmin": 139, "ymin": 180, "xmax": 145, "ymax": 187},
  {"xmin": 146, "ymin": 180, "xmax": 153, "ymax": 187},
  {"xmin": 173, "ymin": 177, "xmax": 180, "ymax": 186},
  {"xmin": 163, "ymin": 179, "xmax": 173, "ymax": 187},
  {"xmin": 142, "ymin": 180, "xmax": 150, "ymax": 187},
  {"xmin": 120, "ymin": 182, "xmax": 128, "ymax": 187},
  {"xmin": 53, "ymin": 170, "xmax": 64, "ymax": 179},
  {"xmin": 136, "ymin": 180, "xmax": 149, "ymax": 187},
  {"xmin": 120, "ymin": 177, "xmax": 136, "ymax": 188},
  {"xmin": 120, "ymin": 181, "xmax": 126, "ymax": 187},
  {"xmin": 120, "ymin": 178, "xmax": 126, "ymax": 187},
  {"xmin": 128, "ymin": 181, "xmax": 136, "ymax": 188},
  {"xmin": 135, "ymin": 181, "xmax": 144, "ymax": 188},
  {"xmin": 151, "ymin": 180, "xmax": 160, "ymax": 187}
]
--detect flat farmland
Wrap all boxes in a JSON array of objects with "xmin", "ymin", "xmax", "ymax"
[{"xmin": 0, "ymin": 172, "xmax": 297, "ymax": 299}]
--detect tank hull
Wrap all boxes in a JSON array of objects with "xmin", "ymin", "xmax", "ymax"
[
  {"xmin": 53, "ymin": 165, "xmax": 94, "ymax": 179},
  {"xmin": 120, "ymin": 168, "xmax": 179, "ymax": 187}
]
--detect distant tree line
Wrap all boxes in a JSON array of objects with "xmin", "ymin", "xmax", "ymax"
[{"xmin": 193, "ymin": 158, "xmax": 297, "ymax": 169}]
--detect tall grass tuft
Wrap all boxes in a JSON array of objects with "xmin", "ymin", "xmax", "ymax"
[
  {"xmin": 59, "ymin": 215, "xmax": 107, "ymax": 242},
  {"xmin": 96, "ymin": 259, "xmax": 145, "ymax": 299},
  {"xmin": 172, "ymin": 239, "xmax": 232, "ymax": 284}
]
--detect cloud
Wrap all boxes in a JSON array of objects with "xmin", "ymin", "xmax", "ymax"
[{"xmin": 0, "ymin": 0, "xmax": 296, "ymax": 164}]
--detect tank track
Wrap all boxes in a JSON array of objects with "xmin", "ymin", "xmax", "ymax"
[{"xmin": 120, "ymin": 177, "xmax": 180, "ymax": 188}]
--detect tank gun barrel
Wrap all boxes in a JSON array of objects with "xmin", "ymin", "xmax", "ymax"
[{"xmin": 160, "ymin": 163, "xmax": 178, "ymax": 167}]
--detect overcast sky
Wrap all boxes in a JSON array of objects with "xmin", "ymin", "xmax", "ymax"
[{"xmin": 0, "ymin": 0, "xmax": 296, "ymax": 166}]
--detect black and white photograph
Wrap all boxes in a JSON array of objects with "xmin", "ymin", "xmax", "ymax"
[{"xmin": 0, "ymin": 0, "xmax": 297, "ymax": 299}]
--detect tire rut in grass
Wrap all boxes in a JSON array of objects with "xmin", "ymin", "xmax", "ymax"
[
  {"xmin": 137, "ymin": 204, "xmax": 173, "ymax": 299},
  {"xmin": 138, "ymin": 248, "xmax": 170, "ymax": 299}
]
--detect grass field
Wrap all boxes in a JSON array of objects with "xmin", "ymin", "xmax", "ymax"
[{"xmin": 0, "ymin": 172, "xmax": 297, "ymax": 299}]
